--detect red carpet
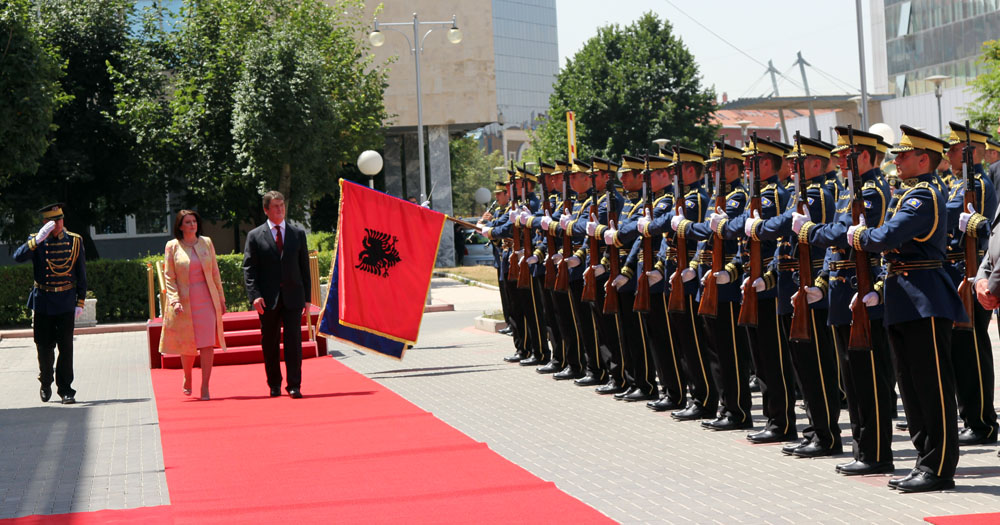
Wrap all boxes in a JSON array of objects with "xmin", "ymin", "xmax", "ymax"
[
  {"xmin": 151, "ymin": 357, "xmax": 612, "ymax": 524},
  {"xmin": 926, "ymin": 513, "xmax": 1000, "ymax": 524}
]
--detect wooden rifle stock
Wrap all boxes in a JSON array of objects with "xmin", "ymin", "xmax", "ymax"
[
  {"xmin": 789, "ymin": 134, "xmax": 812, "ymax": 342},
  {"xmin": 542, "ymin": 178, "xmax": 558, "ymax": 289},
  {"xmin": 737, "ymin": 133, "xmax": 761, "ymax": 327},
  {"xmin": 956, "ymin": 120, "xmax": 976, "ymax": 330},
  {"xmin": 846, "ymin": 126, "xmax": 873, "ymax": 350},
  {"xmin": 516, "ymin": 167, "xmax": 532, "ymax": 289},
  {"xmin": 581, "ymin": 193, "xmax": 599, "ymax": 303},
  {"xmin": 554, "ymin": 172, "xmax": 572, "ymax": 293},
  {"xmin": 634, "ymin": 158, "xmax": 653, "ymax": 313},
  {"xmin": 603, "ymin": 189, "xmax": 620, "ymax": 314},
  {"xmin": 698, "ymin": 143, "xmax": 725, "ymax": 318},
  {"xmin": 667, "ymin": 148, "xmax": 687, "ymax": 313}
]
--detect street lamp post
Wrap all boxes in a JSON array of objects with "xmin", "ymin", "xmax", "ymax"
[
  {"xmin": 735, "ymin": 120, "xmax": 752, "ymax": 146},
  {"xmin": 926, "ymin": 75, "xmax": 950, "ymax": 137},
  {"xmin": 369, "ymin": 13, "xmax": 463, "ymax": 206}
]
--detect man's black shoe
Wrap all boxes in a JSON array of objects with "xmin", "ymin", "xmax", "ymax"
[
  {"xmin": 896, "ymin": 471, "xmax": 955, "ymax": 493},
  {"xmin": 896, "ymin": 420, "xmax": 908, "ymax": 431},
  {"xmin": 747, "ymin": 429, "xmax": 798, "ymax": 444},
  {"xmin": 40, "ymin": 385, "xmax": 52, "ymax": 403},
  {"xmin": 888, "ymin": 468, "xmax": 920, "ymax": 489},
  {"xmin": 518, "ymin": 356, "xmax": 541, "ymax": 367},
  {"xmin": 792, "ymin": 441, "xmax": 843, "ymax": 458},
  {"xmin": 553, "ymin": 367, "xmax": 583, "ymax": 380},
  {"xmin": 647, "ymin": 397, "xmax": 684, "ymax": 412},
  {"xmin": 502, "ymin": 353, "xmax": 524, "ymax": 363},
  {"xmin": 958, "ymin": 427, "xmax": 998, "ymax": 446},
  {"xmin": 498, "ymin": 327, "xmax": 512, "ymax": 335},
  {"xmin": 703, "ymin": 417, "xmax": 753, "ymax": 431},
  {"xmin": 536, "ymin": 361, "xmax": 561, "ymax": 374},
  {"xmin": 623, "ymin": 389, "xmax": 657, "ymax": 402},
  {"xmin": 614, "ymin": 387, "xmax": 638, "ymax": 400},
  {"xmin": 748, "ymin": 375, "xmax": 761, "ymax": 392},
  {"xmin": 288, "ymin": 389, "xmax": 303, "ymax": 399},
  {"xmin": 60, "ymin": 395, "xmax": 76, "ymax": 405},
  {"xmin": 269, "ymin": 388, "xmax": 281, "ymax": 397},
  {"xmin": 595, "ymin": 380, "xmax": 627, "ymax": 395},
  {"xmin": 671, "ymin": 403, "xmax": 713, "ymax": 421},
  {"xmin": 836, "ymin": 460, "xmax": 895, "ymax": 476},
  {"xmin": 781, "ymin": 439, "xmax": 810, "ymax": 455},
  {"xmin": 574, "ymin": 373, "xmax": 604, "ymax": 387}
]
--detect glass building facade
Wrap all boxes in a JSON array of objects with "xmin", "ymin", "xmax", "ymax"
[
  {"xmin": 492, "ymin": 0, "xmax": 559, "ymax": 130},
  {"xmin": 884, "ymin": 0, "xmax": 1000, "ymax": 95}
]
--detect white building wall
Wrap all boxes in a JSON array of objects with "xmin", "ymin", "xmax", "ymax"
[{"xmin": 878, "ymin": 84, "xmax": 977, "ymax": 137}]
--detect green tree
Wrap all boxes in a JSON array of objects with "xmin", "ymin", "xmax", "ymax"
[
  {"xmin": 4, "ymin": 0, "xmax": 165, "ymax": 257},
  {"xmin": 450, "ymin": 135, "xmax": 503, "ymax": 217},
  {"xmin": 966, "ymin": 40, "xmax": 1000, "ymax": 136},
  {"xmin": 527, "ymin": 12, "xmax": 718, "ymax": 161}
]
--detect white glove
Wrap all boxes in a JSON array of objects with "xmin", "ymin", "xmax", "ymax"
[
  {"xmin": 540, "ymin": 213, "xmax": 552, "ymax": 230},
  {"xmin": 846, "ymin": 214, "xmax": 866, "ymax": 244},
  {"xmin": 585, "ymin": 214, "xmax": 598, "ymax": 236},
  {"xmin": 558, "ymin": 214, "xmax": 571, "ymax": 230},
  {"xmin": 35, "ymin": 221, "xmax": 56, "ymax": 244},
  {"xmin": 566, "ymin": 255, "xmax": 581, "ymax": 268},
  {"xmin": 593, "ymin": 264, "xmax": 606, "ymax": 277},
  {"xmin": 791, "ymin": 208, "xmax": 811, "ymax": 235},
  {"xmin": 74, "ymin": 306, "xmax": 83, "ymax": 319},
  {"xmin": 603, "ymin": 228, "xmax": 616, "ymax": 245},
  {"xmin": 420, "ymin": 200, "xmax": 431, "ymax": 208},
  {"xmin": 680, "ymin": 268, "xmax": 696, "ymax": 282},
  {"xmin": 714, "ymin": 271, "xmax": 730, "ymax": 284},
  {"xmin": 743, "ymin": 277, "xmax": 765, "ymax": 292},
  {"xmin": 525, "ymin": 255, "xmax": 538, "ymax": 265},
  {"xmin": 520, "ymin": 209, "xmax": 532, "ymax": 225},
  {"xmin": 613, "ymin": 274, "xmax": 629, "ymax": 289},
  {"xmin": 508, "ymin": 209, "xmax": 517, "ymax": 222},
  {"xmin": 551, "ymin": 253, "xmax": 563, "ymax": 264},
  {"xmin": 646, "ymin": 270, "xmax": 663, "ymax": 286},
  {"xmin": 708, "ymin": 207, "xmax": 726, "ymax": 232},
  {"xmin": 744, "ymin": 209, "xmax": 761, "ymax": 238},
  {"xmin": 637, "ymin": 211, "xmax": 651, "ymax": 237},
  {"xmin": 670, "ymin": 214, "xmax": 683, "ymax": 232},
  {"xmin": 959, "ymin": 203, "xmax": 975, "ymax": 233},
  {"xmin": 792, "ymin": 286, "xmax": 823, "ymax": 305},
  {"xmin": 850, "ymin": 291, "xmax": 880, "ymax": 309}
]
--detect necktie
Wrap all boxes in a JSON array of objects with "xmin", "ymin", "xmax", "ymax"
[{"xmin": 275, "ymin": 226, "xmax": 283, "ymax": 253}]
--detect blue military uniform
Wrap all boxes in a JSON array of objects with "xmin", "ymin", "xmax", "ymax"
[{"xmin": 13, "ymin": 204, "xmax": 87, "ymax": 403}]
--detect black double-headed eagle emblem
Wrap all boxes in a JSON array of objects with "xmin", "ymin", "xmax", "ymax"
[{"xmin": 356, "ymin": 228, "xmax": 401, "ymax": 278}]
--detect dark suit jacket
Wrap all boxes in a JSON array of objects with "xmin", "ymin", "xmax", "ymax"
[{"xmin": 243, "ymin": 222, "xmax": 311, "ymax": 310}]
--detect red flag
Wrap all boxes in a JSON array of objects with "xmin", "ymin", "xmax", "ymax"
[{"xmin": 336, "ymin": 179, "xmax": 445, "ymax": 345}]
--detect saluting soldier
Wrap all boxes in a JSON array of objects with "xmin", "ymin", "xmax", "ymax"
[
  {"xmin": 947, "ymin": 121, "xmax": 999, "ymax": 446},
  {"xmin": 682, "ymin": 142, "xmax": 753, "ymax": 430},
  {"xmin": 849, "ymin": 125, "xmax": 966, "ymax": 493},
  {"xmin": 641, "ymin": 147, "xmax": 717, "ymax": 421},
  {"xmin": 794, "ymin": 127, "xmax": 895, "ymax": 475},
  {"xmin": 710, "ymin": 137, "xmax": 796, "ymax": 443},
  {"xmin": 13, "ymin": 204, "xmax": 88, "ymax": 404}
]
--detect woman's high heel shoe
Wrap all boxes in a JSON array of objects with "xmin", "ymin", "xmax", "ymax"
[{"xmin": 182, "ymin": 377, "xmax": 192, "ymax": 396}]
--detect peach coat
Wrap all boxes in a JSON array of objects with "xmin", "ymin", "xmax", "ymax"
[{"xmin": 159, "ymin": 237, "xmax": 227, "ymax": 355}]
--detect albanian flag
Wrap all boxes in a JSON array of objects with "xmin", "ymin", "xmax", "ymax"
[{"xmin": 318, "ymin": 180, "xmax": 446, "ymax": 359}]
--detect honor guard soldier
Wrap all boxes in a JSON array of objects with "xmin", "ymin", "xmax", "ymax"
[
  {"xmin": 525, "ymin": 161, "xmax": 567, "ymax": 374},
  {"xmin": 848, "ymin": 125, "xmax": 966, "ymax": 493},
  {"xmin": 506, "ymin": 167, "xmax": 545, "ymax": 366},
  {"xmin": 795, "ymin": 127, "xmax": 895, "ymax": 475},
  {"xmin": 13, "ymin": 204, "xmax": 88, "ymax": 404},
  {"xmin": 479, "ymin": 182, "xmax": 513, "ymax": 335},
  {"xmin": 683, "ymin": 142, "xmax": 753, "ymax": 430},
  {"xmin": 710, "ymin": 137, "xmax": 796, "ymax": 444},
  {"xmin": 947, "ymin": 121, "xmax": 999, "ymax": 446},
  {"xmin": 641, "ymin": 146, "xmax": 717, "ymax": 421},
  {"xmin": 986, "ymin": 138, "xmax": 1000, "ymax": 194}
]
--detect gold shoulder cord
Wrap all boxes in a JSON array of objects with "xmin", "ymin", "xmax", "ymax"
[{"xmin": 45, "ymin": 235, "xmax": 81, "ymax": 277}]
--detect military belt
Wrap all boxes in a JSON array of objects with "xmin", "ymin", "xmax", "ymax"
[
  {"xmin": 777, "ymin": 259, "xmax": 823, "ymax": 271},
  {"xmin": 34, "ymin": 281, "xmax": 75, "ymax": 293},
  {"xmin": 945, "ymin": 251, "xmax": 985, "ymax": 262},
  {"xmin": 828, "ymin": 258, "xmax": 881, "ymax": 271},
  {"xmin": 886, "ymin": 260, "xmax": 942, "ymax": 276}
]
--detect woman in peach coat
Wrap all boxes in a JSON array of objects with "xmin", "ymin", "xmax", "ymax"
[{"xmin": 159, "ymin": 210, "xmax": 227, "ymax": 400}]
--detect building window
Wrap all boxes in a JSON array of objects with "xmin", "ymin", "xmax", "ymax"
[{"xmin": 90, "ymin": 197, "xmax": 170, "ymax": 239}]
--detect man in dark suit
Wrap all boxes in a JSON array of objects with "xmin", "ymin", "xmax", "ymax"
[{"xmin": 243, "ymin": 191, "xmax": 311, "ymax": 398}]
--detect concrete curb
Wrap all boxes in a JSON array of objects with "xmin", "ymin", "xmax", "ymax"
[
  {"xmin": 434, "ymin": 272, "xmax": 500, "ymax": 291},
  {"xmin": 473, "ymin": 316, "xmax": 507, "ymax": 333},
  {"xmin": 0, "ymin": 321, "xmax": 147, "ymax": 339}
]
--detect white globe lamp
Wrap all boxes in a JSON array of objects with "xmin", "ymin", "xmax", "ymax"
[{"xmin": 357, "ymin": 150, "xmax": 383, "ymax": 189}]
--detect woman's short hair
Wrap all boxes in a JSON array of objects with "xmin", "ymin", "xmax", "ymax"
[{"xmin": 173, "ymin": 209, "xmax": 203, "ymax": 241}]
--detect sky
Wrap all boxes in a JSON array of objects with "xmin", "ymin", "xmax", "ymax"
[{"xmin": 554, "ymin": 0, "xmax": 877, "ymax": 101}]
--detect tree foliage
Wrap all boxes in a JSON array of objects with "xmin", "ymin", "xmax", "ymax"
[
  {"xmin": 527, "ymin": 12, "xmax": 718, "ymax": 161},
  {"xmin": 966, "ymin": 39, "xmax": 1000, "ymax": 136},
  {"xmin": 450, "ymin": 136, "xmax": 503, "ymax": 217}
]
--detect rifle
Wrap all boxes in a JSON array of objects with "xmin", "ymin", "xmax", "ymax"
[
  {"xmin": 737, "ymin": 132, "xmax": 762, "ymax": 327},
  {"xmin": 581, "ymin": 160, "xmax": 601, "ymax": 303},
  {"xmin": 554, "ymin": 163, "xmax": 573, "ymax": 292},
  {"xmin": 667, "ymin": 146, "xmax": 688, "ymax": 313},
  {"xmin": 698, "ymin": 141, "xmax": 726, "ymax": 317},
  {"xmin": 789, "ymin": 131, "xmax": 813, "ymax": 342},
  {"xmin": 846, "ymin": 125, "xmax": 873, "ymax": 350},
  {"xmin": 602, "ymin": 171, "xmax": 620, "ymax": 314},
  {"xmin": 516, "ymin": 163, "xmax": 532, "ymax": 289},
  {"xmin": 634, "ymin": 155, "xmax": 653, "ymax": 313},
  {"xmin": 956, "ymin": 119, "xmax": 976, "ymax": 330},
  {"xmin": 506, "ymin": 163, "xmax": 521, "ymax": 282},
  {"xmin": 542, "ymin": 161, "xmax": 558, "ymax": 290}
]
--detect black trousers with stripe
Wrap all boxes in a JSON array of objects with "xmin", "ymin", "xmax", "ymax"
[
  {"xmin": 668, "ymin": 294, "xmax": 717, "ymax": 412},
  {"xmin": 888, "ymin": 316, "xmax": 959, "ymax": 479},
  {"xmin": 541, "ymin": 283, "xmax": 565, "ymax": 368},
  {"xmin": 515, "ymin": 279, "xmax": 545, "ymax": 361},
  {"xmin": 703, "ymin": 301, "xmax": 752, "ymax": 423},
  {"xmin": 552, "ymin": 287, "xmax": 583, "ymax": 371},
  {"xmin": 502, "ymin": 278, "xmax": 527, "ymax": 357},
  {"xmin": 832, "ymin": 322, "xmax": 894, "ymax": 464},
  {"xmin": 641, "ymin": 293, "xmax": 687, "ymax": 404},
  {"xmin": 951, "ymin": 302, "xmax": 998, "ymax": 436},
  {"xmin": 618, "ymin": 290, "xmax": 656, "ymax": 394},
  {"xmin": 745, "ymin": 298, "xmax": 797, "ymax": 436},
  {"xmin": 587, "ymin": 274, "xmax": 627, "ymax": 386},
  {"xmin": 570, "ymin": 279, "xmax": 604, "ymax": 380},
  {"xmin": 786, "ymin": 308, "xmax": 841, "ymax": 448}
]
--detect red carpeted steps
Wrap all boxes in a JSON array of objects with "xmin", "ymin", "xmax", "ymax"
[{"xmin": 146, "ymin": 307, "xmax": 326, "ymax": 369}]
